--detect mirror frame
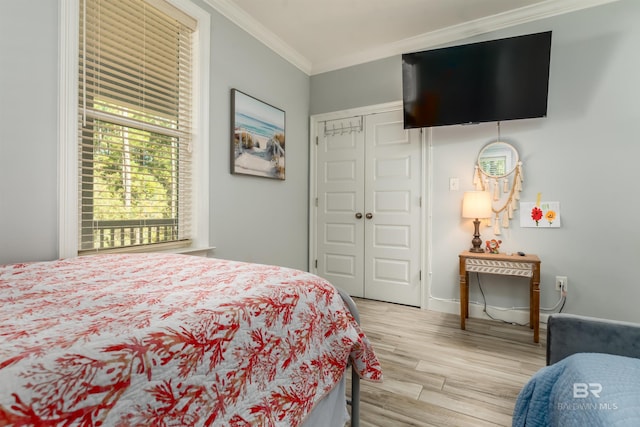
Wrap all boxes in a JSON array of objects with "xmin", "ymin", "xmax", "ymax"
[{"xmin": 477, "ymin": 141, "xmax": 519, "ymax": 178}]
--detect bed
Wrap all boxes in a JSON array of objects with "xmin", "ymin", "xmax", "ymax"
[
  {"xmin": 0, "ymin": 253, "xmax": 382, "ymax": 426},
  {"xmin": 512, "ymin": 313, "xmax": 640, "ymax": 427}
]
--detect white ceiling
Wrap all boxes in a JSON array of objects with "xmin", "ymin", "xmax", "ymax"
[{"xmin": 206, "ymin": 0, "xmax": 618, "ymax": 75}]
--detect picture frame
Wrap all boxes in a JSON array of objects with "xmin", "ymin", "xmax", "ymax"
[
  {"xmin": 230, "ymin": 89, "xmax": 286, "ymax": 180},
  {"xmin": 520, "ymin": 201, "xmax": 561, "ymax": 228}
]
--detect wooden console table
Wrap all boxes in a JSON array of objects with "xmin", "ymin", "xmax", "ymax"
[{"xmin": 459, "ymin": 251, "xmax": 541, "ymax": 343}]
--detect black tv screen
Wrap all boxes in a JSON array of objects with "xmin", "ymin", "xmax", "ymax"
[{"xmin": 402, "ymin": 31, "xmax": 552, "ymax": 128}]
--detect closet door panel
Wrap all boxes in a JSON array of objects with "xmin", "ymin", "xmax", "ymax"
[
  {"xmin": 364, "ymin": 111, "xmax": 421, "ymax": 306},
  {"xmin": 316, "ymin": 118, "xmax": 365, "ymax": 297}
]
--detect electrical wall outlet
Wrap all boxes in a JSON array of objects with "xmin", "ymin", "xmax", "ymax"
[{"xmin": 555, "ymin": 276, "xmax": 568, "ymax": 292}]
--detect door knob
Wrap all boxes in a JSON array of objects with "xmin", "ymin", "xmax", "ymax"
[
  {"xmin": 355, "ymin": 212, "xmax": 363, "ymax": 219},
  {"xmin": 365, "ymin": 213, "xmax": 373, "ymax": 219}
]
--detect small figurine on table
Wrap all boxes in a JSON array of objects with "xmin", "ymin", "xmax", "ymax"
[{"xmin": 485, "ymin": 239, "xmax": 502, "ymax": 254}]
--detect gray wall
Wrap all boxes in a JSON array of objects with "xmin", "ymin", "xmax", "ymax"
[
  {"xmin": 0, "ymin": 0, "xmax": 310, "ymax": 270},
  {"xmin": 310, "ymin": 56, "xmax": 401, "ymax": 116},
  {"xmin": 0, "ymin": 2, "xmax": 59, "ymax": 263},
  {"xmin": 311, "ymin": 0, "xmax": 640, "ymax": 323},
  {"xmin": 201, "ymin": 1, "xmax": 310, "ymax": 268}
]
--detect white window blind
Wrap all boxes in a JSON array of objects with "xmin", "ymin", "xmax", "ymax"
[{"xmin": 78, "ymin": 0, "xmax": 194, "ymax": 254}]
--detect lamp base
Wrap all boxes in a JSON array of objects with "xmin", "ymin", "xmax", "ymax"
[{"xmin": 469, "ymin": 218, "xmax": 485, "ymax": 253}]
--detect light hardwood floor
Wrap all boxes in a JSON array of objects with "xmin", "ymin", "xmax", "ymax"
[{"xmin": 347, "ymin": 298, "xmax": 546, "ymax": 427}]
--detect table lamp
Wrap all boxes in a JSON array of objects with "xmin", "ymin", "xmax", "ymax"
[{"xmin": 462, "ymin": 191, "xmax": 492, "ymax": 253}]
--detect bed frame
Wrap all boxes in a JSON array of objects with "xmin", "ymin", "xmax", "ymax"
[
  {"xmin": 547, "ymin": 313, "xmax": 640, "ymax": 365},
  {"xmin": 336, "ymin": 287, "xmax": 362, "ymax": 427}
]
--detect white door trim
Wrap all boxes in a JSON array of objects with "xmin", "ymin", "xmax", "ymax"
[{"xmin": 309, "ymin": 101, "xmax": 432, "ymax": 309}]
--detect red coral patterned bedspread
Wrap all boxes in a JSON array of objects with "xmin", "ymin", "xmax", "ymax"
[{"xmin": 0, "ymin": 253, "xmax": 382, "ymax": 426}]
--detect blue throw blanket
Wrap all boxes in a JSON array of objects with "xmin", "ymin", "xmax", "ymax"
[{"xmin": 513, "ymin": 353, "xmax": 640, "ymax": 426}]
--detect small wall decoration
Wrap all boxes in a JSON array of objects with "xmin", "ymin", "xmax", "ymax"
[
  {"xmin": 520, "ymin": 194, "xmax": 561, "ymax": 228},
  {"xmin": 473, "ymin": 138, "xmax": 524, "ymax": 235},
  {"xmin": 230, "ymin": 89, "xmax": 286, "ymax": 180}
]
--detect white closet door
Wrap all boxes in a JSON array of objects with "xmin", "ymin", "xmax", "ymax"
[
  {"xmin": 363, "ymin": 110, "xmax": 422, "ymax": 305},
  {"xmin": 316, "ymin": 117, "xmax": 366, "ymax": 297},
  {"xmin": 314, "ymin": 110, "xmax": 422, "ymax": 306}
]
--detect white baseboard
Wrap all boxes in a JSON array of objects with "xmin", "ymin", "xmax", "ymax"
[{"xmin": 426, "ymin": 297, "xmax": 549, "ymax": 328}]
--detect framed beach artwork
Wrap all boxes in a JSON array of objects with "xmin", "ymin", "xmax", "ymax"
[{"xmin": 230, "ymin": 89, "xmax": 286, "ymax": 180}]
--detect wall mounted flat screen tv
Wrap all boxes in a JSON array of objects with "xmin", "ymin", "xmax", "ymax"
[{"xmin": 402, "ymin": 31, "xmax": 552, "ymax": 129}]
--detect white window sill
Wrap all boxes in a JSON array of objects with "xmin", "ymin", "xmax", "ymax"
[{"xmin": 160, "ymin": 246, "xmax": 216, "ymax": 257}]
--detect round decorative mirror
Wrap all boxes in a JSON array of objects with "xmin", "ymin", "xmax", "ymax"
[
  {"xmin": 472, "ymin": 140, "xmax": 523, "ymax": 235},
  {"xmin": 477, "ymin": 141, "xmax": 519, "ymax": 178}
]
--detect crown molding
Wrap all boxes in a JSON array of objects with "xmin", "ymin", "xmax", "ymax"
[
  {"xmin": 204, "ymin": 0, "xmax": 619, "ymax": 76},
  {"xmin": 203, "ymin": 0, "xmax": 312, "ymax": 74},
  {"xmin": 310, "ymin": 0, "xmax": 620, "ymax": 74}
]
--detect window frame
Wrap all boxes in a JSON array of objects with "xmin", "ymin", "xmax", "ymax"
[{"xmin": 59, "ymin": 0, "xmax": 210, "ymax": 258}]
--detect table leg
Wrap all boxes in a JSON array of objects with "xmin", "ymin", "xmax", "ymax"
[
  {"xmin": 532, "ymin": 279, "xmax": 540, "ymax": 343},
  {"xmin": 459, "ymin": 272, "xmax": 468, "ymax": 330},
  {"xmin": 529, "ymin": 280, "xmax": 534, "ymax": 329}
]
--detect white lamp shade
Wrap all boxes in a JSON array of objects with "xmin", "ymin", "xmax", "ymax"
[{"xmin": 462, "ymin": 191, "xmax": 492, "ymax": 219}]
